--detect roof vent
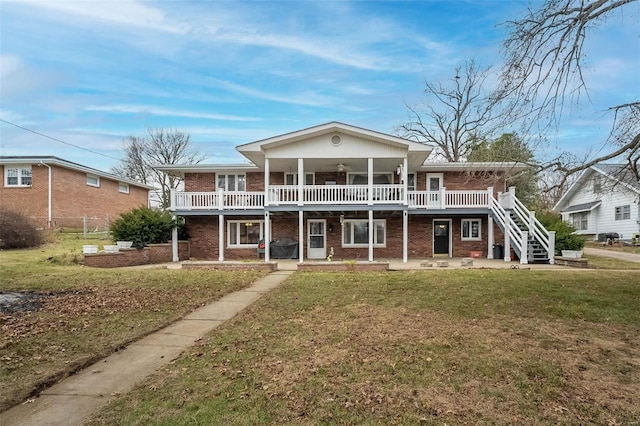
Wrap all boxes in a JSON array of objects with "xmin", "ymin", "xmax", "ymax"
[{"xmin": 330, "ymin": 134, "xmax": 342, "ymax": 146}]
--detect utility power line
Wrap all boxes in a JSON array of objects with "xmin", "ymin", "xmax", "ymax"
[{"xmin": 0, "ymin": 118, "xmax": 122, "ymax": 162}]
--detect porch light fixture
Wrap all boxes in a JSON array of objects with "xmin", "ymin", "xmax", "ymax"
[
  {"xmin": 337, "ymin": 163, "xmax": 345, "ymax": 172},
  {"xmin": 340, "ymin": 214, "xmax": 344, "ymax": 224},
  {"xmin": 245, "ymin": 222, "xmax": 253, "ymax": 227}
]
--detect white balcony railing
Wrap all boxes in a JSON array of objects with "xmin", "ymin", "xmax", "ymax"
[{"xmin": 171, "ymin": 187, "xmax": 490, "ymax": 210}]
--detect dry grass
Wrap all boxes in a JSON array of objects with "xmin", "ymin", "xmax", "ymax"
[
  {"xmin": 0, "ymin": 235, "xmax": 267, "ymax": 411},
  {"xmin": 89, "ymin": 270, "xmax": 640, "ymax": 425}
]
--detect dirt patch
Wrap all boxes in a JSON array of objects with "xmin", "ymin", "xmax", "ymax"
[{"xmin": 0, "ymin": 292, "xmax": 49, "ymax": 314}]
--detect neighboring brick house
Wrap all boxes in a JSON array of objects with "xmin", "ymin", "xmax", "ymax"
[
  {"xmin": 157, "ymin": 122, "xmax": 554, "ymax": 264},
  {"xmin": 0, "ymin": 156, "xmax": 152, "ymax": 229}
]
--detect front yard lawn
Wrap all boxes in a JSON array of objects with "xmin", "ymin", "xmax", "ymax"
[
  {"xmin": 0, "ymin": 237, "xmax": 267, "ymax": 412},
  {"xmin": 88, "ymin": 270, "xmax": 640, "ymax": 425}
]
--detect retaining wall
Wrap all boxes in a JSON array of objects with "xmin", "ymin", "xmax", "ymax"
[{"xmin": 83, "ymin": 242, "xmax": 190, "ymax": 268}]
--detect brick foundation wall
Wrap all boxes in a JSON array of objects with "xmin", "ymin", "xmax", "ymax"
[{"xmin": 83, "ymin": 242, "xmax": 190, "ymax": 268}]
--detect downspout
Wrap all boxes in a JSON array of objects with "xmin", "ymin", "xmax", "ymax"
[{"xmin": 39, "ymin": 161, "xmax": 52, "ymax": 228}]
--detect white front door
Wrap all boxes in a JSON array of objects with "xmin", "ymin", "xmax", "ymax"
[{"xmin": 307, "ymin": 220, "xmax": 326, "ymax": 259}]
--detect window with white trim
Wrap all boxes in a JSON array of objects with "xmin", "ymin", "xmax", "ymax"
[
  {"xmin": 119, "ymin": 182, "xmax": 130, "ymax": 194},
  {"xmin": 570, "ymin": 212, "xmax": 589, "ymax": 230},
  {"xmin": 4, "ymin": 165, "xmax": 32, "ymax": 187},
  {"xmin": 285, "ymin": 172, "xmax": 314, "ymax": 185},
  {"xmin": 227, "ymin": 220, "xmax": 263, "ymax": 247},
  {"xmin": 86, "ymin": 174, "xmax": 100, "ymax": 187},
  {"xmin": 461, "ymin": 219, "xmax": 482, "ymax": 240},
  {"xmin": 342, "ymin": 219, "xmax": 386, "ymax": 247},
  {"xmin": 217, "ymin": 174, "xmax": 246, "ymax": 191},
  {"xmin": 347, "ymin": 173, "xmax": 392, "ymax": 185},
  {"xmin": 615, "ymin": 205, "xmax": 631, "ymax": 221}
]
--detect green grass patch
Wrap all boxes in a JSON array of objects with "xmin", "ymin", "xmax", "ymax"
[
  {"xmin": 585, "ymin": 254, "xmax": 640, "ymax": 270},
  {"xmin": 89, "ymin": 270, "xmax": 640, "ymax": 425}
]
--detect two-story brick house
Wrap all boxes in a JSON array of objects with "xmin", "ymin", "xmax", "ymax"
[
  {"xmin": 0, "ymin": 156, "xmax": 152, "ymax": 229},
  {"xmin": 157, "ymin": 123, "xmax": 554, "ymax": 264}
]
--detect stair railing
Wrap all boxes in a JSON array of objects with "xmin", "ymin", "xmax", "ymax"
[
  {"xmin": 507, "ymin": 188, "xmax": 555, "ymax": 264},
  {"xmin": 489, "ymin": 195, "xmax": 527, "ymax": 263}
]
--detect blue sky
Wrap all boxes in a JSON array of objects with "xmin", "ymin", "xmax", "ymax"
[{"xmin": 1, "ymin": 0, "xmax": 638, "ymax": 172}]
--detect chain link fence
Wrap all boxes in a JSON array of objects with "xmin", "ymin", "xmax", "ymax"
[{"xmin": 29, "ymin": 215, "xmax": 112, "ymax": 238}]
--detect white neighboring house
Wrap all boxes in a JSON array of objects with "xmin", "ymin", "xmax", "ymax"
[{"xmin": 554, "ymin": 164, "xmax": 640, "ymax": 241}]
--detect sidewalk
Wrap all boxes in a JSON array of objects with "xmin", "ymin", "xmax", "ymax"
[
  {"xmin": 583, "ymin": 247, "xmax": 640, "ymax": 263},
  {"xmin": 0, "ymin": 271, "xmax": 294, "ymax": 426}
]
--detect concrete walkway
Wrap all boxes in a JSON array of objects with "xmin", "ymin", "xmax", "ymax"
[
  {"xmin": 0, "ymin": 271, "xmax": 294, "ymax": 426},
  {"xmin": 583, "ymin": 247, "xmax": 640, "ymax": 263}
]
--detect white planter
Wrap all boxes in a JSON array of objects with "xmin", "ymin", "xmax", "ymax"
[
  {"xmin": 103, "ymin": 245, "xmax": 119, "ymax": 253},
  {"xmin": 116, "ymin": 241, "xmax": 133, "ymax": 249},
  {"xmin": 561, "ymin": 250, "xmax": 583, "ymax": 259},
  {"xmin": 82, "ymin": 245, "xmax": 98, "ymax": 254}
]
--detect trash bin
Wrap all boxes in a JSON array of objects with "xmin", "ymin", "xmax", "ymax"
[{"xmin": 493, "ymin": 243, "xmax": 504, "ymax": 259}]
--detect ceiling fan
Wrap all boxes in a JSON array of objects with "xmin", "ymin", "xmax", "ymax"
[{"xmin": 336, "ymin": 163, "xmax": 351, "ymax": 172}]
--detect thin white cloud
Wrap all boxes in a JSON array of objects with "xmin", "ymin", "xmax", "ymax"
[
  {"xmin": 213, "ymin": 80, "xmax": 338, "ymax": 107},
  {"xmin": 15, "ymin": 0, "xmax": 189, "ymax": 34},
  {"xmin": 85, "ymin": 105, "xmax": 261, "ymax": 122}
]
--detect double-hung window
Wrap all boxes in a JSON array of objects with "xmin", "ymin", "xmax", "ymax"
[
  {"xmin": 571, "ymin": 212, "xmax": 589, "ymax": 230},
  {"xmin": 342, "ymin": 219, "xmax": 386, "ymax": 247},
  {"xmin": 4, "ymin": 165, "xmax": 32, "ymax": 187},
  {"xmin": 217, "ymin": 174, "xmax": 246, "ymax": 191},
  {"xmin": 119, "ymin": 182, "xmax": 130, "ymax": 194},
  {"xmin": 227, "ymin": 220, "xmax": 263, "ymax": 247},
  {"xmin": 461, "ymin": 219, "xmax": 482, "ymax": 240},
  {"xmin": 615, "ymin": 205, "xmax": 631, "ymax": 221}
]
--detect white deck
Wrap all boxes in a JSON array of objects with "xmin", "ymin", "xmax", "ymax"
[{"xmin": 170, "ymin": 186, "xmax": 492, "ymax": 210}]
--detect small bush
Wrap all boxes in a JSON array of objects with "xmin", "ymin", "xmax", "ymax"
[
  {"xmin": 538, "ymin": 211, "xmax": 586, "ymax": 254},
  {"xmin": 110, "ymin": 207, "xmax": 186, "ymax": 248},
  {"xmin": 0, "ymin": 209, "xmax": 43, "ymax": 249}
]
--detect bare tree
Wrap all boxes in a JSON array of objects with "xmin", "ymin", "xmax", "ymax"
[
  {"xmin": 398, "ymin": 60, "xmax": 500, "ymax": 161},
  {"xmin": 498, "ymin": 0, "xmax": 640, "ymax": 185},
  {"xmin": 112, "ymin": 128, "xmax": 206, "ymax": 208}
]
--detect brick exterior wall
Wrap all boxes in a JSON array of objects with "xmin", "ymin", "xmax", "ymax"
[
  {"xmin": 0, "ymin": 163, "xmax": 149, "ymax": 228},
  {"xmin": 83, "ymin": 242, "xmax": 190, "ymax": 268},
  {"xmin": 184, "ymin": 213, "xmax": 506, "ymax": 261}
]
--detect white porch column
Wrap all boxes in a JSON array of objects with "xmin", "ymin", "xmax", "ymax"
[
  {"xmin": 368, "ymin": 209, "xmax": 374, "ymax": 262},
  {"xmin": 504, "ymin": 218, "xmax": 511, "ymax": 262},
  {"xmin": 548, "ymin": 231, "xmax": 556, "ymax": 265},
  {"xmin": 264, "ymin": 211, "xmax": 270, "ymax": 263},
  {"xmin": 441, "ymin": 186, "xmax": 447, "ymax": 209},
  {"xmin": 487, "ymin": 215, "xmax": 494, "ymax": 259},
  {"xmin": 264, "ymin": 158, "xmax": 270, "ymax": 206},
  {"xmin": 298, "ymin": 211, "xmax": 304, "ymax": 263},
  {"xmin": 403, "ymin": 157, "xmax": 408, "ymax": 205},
  {"xmin": 521, "ymin": 231, "xmax": 529, "ymax": 265},
  {"xmin": 171, "ymin": 215, "xmax": 179, "ymax": 262},
  {"xmin": 367, "ymin": 158, "xmax": 373, "ymax": 205},
  {"xmin": 298, "ymin": 158, "xmax": 304, "ymax": 206},
  {"xmin": 402, "ymin": 210, "xmax": 408, "ymax": 263},
  {"xmin": 218, "ymin": 214, "xmax": 224, "ymax": 261}
]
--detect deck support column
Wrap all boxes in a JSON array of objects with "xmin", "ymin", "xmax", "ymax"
[
  {"xmin": 218, "ymin": 215, "xmax": 224, "ymax": 261},
  {"xmin": 402, "ymin": 210, "xmax": 408, "ymax": 263},
  {"xmin": 367, "ymin": 158, "xmax": 373, "ymax": 205},
  {"xmin": 368, "ymin": 209, "xmax": 374, "ymax": 262},
  {"xmin": 171, "ymin": 215, "xmax": 179, "ymax": 262},
  {"xmin": 504, "ymin": 217, "xmax": 511, "ymax": 262},
  {"xmin": 487, "ymin": 215, "xmax": 494, "ymax": 259},
  {"xmin": 264, "ymin": 211, "xmax": 270, "ymax": 263},
  {"xmin": 298, "ymin": 210, "xmax": 304, "ymax": 263}
]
